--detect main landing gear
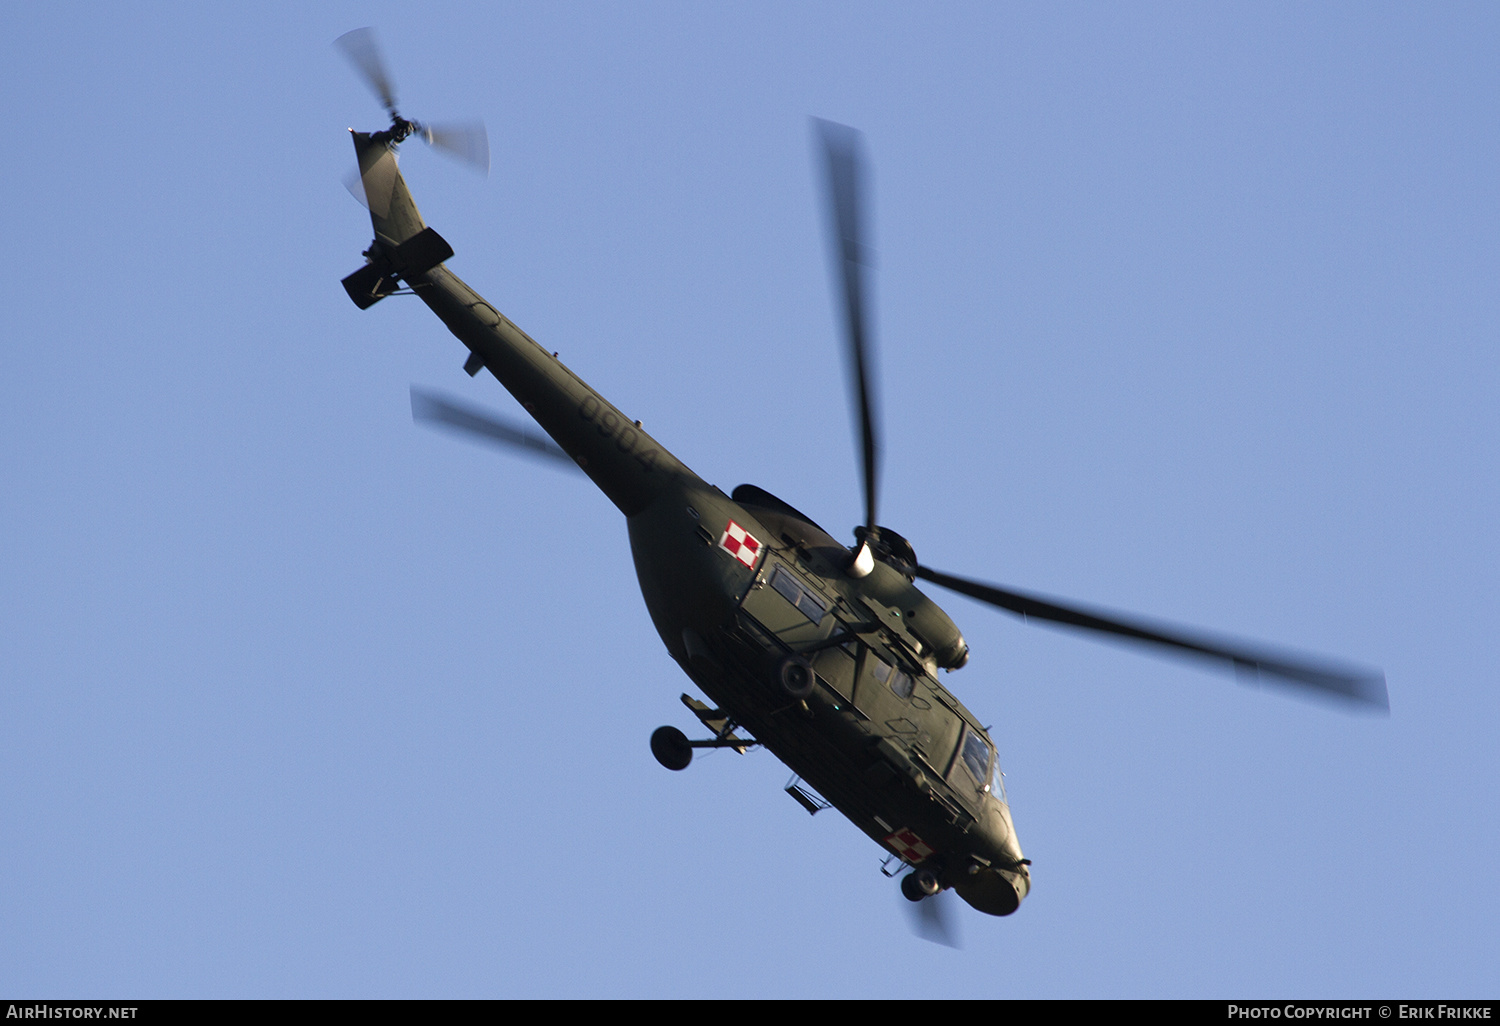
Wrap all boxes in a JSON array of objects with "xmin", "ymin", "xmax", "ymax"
[
  {"xmin": 900, "ymin": 865, "xmax": 960, "ymax": 947},
  {"xmin": 650, "ymin": 725, "xmax": 694, "ymax": 771},
  {"xmin": 650, "ymin": 694, "xmax": 759, "ymax": 771},
  {"xmin": 901, "ymin": 866, "xmax": 943, "ymax": 902}
]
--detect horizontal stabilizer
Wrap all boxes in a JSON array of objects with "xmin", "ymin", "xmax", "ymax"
[
  {"xmin": 341, "ymin": 227, "xmax": 454, "ymax": 309},
  {"xmin": 394, "ymin": 226, "xmax": 453, "ymax": 277},
  {"xmin": 342, "ymin": 264, "xmax": 400, "ymax": 309}
]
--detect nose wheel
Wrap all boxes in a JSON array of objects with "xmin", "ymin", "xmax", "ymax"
[{"xmin": 901, "ymin": 866, "xmax": 942, "ymax": 902}]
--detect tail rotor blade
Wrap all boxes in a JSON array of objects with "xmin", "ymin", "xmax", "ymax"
[
  {"xmin": 354, "ymin": 144, "xmax": 399, "ymax": 219},
  {"xmin": 421, "ymin": 121, "xmax": 491, "ymax": 175},
  {"xmin": 342, "ymin": 166, "xmax": 369, "ymax": 210},
  {"xmin": 334, "ymin": 27, "xmax": 400, "ymax": 116}
]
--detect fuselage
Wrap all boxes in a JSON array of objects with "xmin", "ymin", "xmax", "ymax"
[{"xmin": 348, "ymin": 129, "xmax": 1030, "ymax": 914}]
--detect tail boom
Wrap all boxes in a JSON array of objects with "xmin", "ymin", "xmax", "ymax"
[{"xmin": 343, "ymin": 129, "xmax": 701, "ymax": 517}]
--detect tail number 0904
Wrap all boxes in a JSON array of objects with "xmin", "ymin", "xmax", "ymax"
[{"xmin": 579, "ymin": 395, "xmax": 659, "ymax": 472}]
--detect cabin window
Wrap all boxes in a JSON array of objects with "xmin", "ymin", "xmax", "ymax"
[
  {"xmin": 961, "ymin": 729, "xmax": 992, "ymax": 788},
  {"xmin": 768, "ymin": 565, "xmax": 827, "ymax": 624},
  {"xmin": 870, "ymin": 655, "xmax": 915, "ymax": 700}
]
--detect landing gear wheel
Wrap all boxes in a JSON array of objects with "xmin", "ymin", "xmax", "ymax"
[
  {"xmin": 779, "ymin": 656, "xmax": 816, "ymax": 699},
  {"xmin": 901, "ymin": 867, "xmax": 942, "ymax": 902},
  {"xmin": 650, "ymin": 725, "xmax": 693, "ymax": 771}
]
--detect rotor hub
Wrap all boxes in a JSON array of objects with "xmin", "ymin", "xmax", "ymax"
[{"xmin": 853, "ymin": 525, "xmax": 917, "ymax": 578}]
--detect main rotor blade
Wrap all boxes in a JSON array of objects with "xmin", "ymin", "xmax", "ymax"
[
  {"xmin": 421, "ymin": 121, "xmax": 491, "ymax": 175},
  {"xmin": 335, "ymin": 28, "xmax": 399, "ymax": 116},
  {"xmin": 914, "ymin": 565, "xmax": 1388, "ymax": 710},
  {"xmin": 815, "ymin": 118, "xmax": 880, "ymax": 534},
  {"xmin": 410, "ymin": 387, "xmax": 579, "ymax": 471},
  {"xmin": 903, "ymin": 889, "xmax": 962, "ymax": 949}
]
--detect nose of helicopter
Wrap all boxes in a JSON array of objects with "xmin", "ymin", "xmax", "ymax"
[
  {"xmin": 954, "ymin": 797, "xmax": 1030, "ymax": 916},
  {"xmin": 954, "ymin": 861, "xmax": 1030, "ymax": 917}
]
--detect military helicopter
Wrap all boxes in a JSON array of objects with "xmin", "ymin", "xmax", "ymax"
[{"xmin": 335, "ymin": 29, "xmax": 1387, "ymax": 929}]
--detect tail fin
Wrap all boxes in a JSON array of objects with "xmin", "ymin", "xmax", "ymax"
[
  {"xmin": 342, "ymin": 130, "xmax": 453, "ymax": 309},
  {"xmin": 351, "ymin": 129, "xmax": 426, "ymax": 245}
]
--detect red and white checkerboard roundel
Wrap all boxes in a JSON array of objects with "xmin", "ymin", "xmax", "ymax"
[
  {"xmin": 718, "ymin": 520, "xmax": 762, "ymax": 569},
  {"xmin": 884, "ymin": 827, "xmax": 936, "ymax": 864}
]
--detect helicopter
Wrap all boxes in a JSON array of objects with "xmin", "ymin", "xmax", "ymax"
[{"xmin": 335, "ymin": 29, "xmax": 1387, "ymax": 928}]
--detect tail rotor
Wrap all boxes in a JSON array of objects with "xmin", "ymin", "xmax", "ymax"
[{"xmin": 334, "ymin": 27, "xmax": 490, "ymax": 175}]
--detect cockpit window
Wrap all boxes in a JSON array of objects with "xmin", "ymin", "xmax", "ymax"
[
  {"xmin": 768, "ymin": 566, "xmax": 827, "ymax": 624},
  {"xmin": 960, "ymin": 729, "xmax": 991, "ymax": 788},
  {"xmin": 990, "ymin": 758, "xmax": 1008, "ymax": 804}
]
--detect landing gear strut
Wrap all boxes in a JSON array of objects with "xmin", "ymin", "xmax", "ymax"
[{"xmin": 650, "ymin": 706, "xmax": 760, "ymax": 771}]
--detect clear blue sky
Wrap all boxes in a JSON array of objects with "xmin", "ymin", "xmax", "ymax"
[{"xmin": 3, "ymin": 2, "xmax": 1496, "ymax": 998}]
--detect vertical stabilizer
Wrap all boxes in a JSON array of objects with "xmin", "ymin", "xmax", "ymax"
[
  {"xmin": 343, "ymin": 130, "xmax": 452, "ymax": 310},
  {"xmin": 352, "ymin": 130, "xmax": 426, "ymax": 246}
]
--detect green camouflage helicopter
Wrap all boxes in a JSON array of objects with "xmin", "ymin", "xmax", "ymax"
[{"xmin": 335, "ymin": 29, "xmax": 1386, "ymax": 933}]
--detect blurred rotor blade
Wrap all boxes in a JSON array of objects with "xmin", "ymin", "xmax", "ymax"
[
  {"xmin": 354, "ymin": 144, "xmax": 399, "ymax": 220},
  {"xmin": 410, "ymin": 387, "xmax": 579, "ymax": 471},
  {"xmin": 343, "ymin": 166, "xmax": 369, "ymax": 209},
  {"xmin": 421, "ymin": 121, "xmax": 491, "ymax": 175},
  {"xmin": 814, "ymin": 118, "xmax": 880, "ymax": 534},
  {"xmin": 335, "ymin": 27, "xmax": 399, "ymax": 115},
  {"xmin": 903, "ymin": 889, "xmax": 962, "ymax": 949},
  {"xmin": 913, "ymin": 565, "xmax": 1388, "ymax": 711}
]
